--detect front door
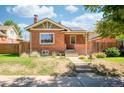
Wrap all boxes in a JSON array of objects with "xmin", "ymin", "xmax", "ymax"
[{"xmin": 65, "ymin": 35, "xmax": 76, "ymax": 49}]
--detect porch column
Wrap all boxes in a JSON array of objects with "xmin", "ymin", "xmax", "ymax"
[{"xmin": 85, "ymin": 32, "xmax": 88, "ymax": 56}]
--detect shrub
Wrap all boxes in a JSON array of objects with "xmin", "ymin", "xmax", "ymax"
[
  {"xmin": 20, "ymin": 53, "xmax": 29, "ymax": 57},
  {"xmin": 52, "ymin": 51, "xmax": 56, "ymax": 57},
  {"xmin": 104, "ymin": 47, "xmax": 120, "ymax": 57},
  {"xmin": 58, "ymin": 52, "xmax": 65, "ymax": 56},
  {"xmin": 92, "ymin": 52, "xmax": 106, "ymax": 58},
  {"xmin": 90, "ymin": 54, "xmax": 96, "ymax": 59},
  {"xmin": 120, "ymin": 47, "xmax": 124, "ymax": 56},
  {"xmin": 30, "ymin": 51, "xmax": 40, "ymax": 57},
  {"xmin": 61, "ymin": 53, "xmax": 65, "ymax": 56},
  {"xmin": 79, "ymin": 55, "xmax": 86, "ymax": 59}
]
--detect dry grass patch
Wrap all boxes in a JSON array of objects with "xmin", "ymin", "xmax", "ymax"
[
  {"xmin": 89, "ymin": 59, "xmax": 124, "ymax": 76},
  {"xmin": 0, "ymin": 55, "xmax": 74, "ymax": 76}
]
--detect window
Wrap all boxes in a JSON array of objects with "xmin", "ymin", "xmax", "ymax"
[
  {"xmin": 41, "ymin": 50, "xmax": 49, "ymax": 55},
  {"xmin": 40, "ymin": 33, "xmax": 54, "ymax": 45},
  {"xmin": 70, "ymin": 35, "xmax": 76, "ymax": 44}
]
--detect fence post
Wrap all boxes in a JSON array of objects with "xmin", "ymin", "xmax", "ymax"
[{"xmin": 19, "ymin": 42, "xmax": 21, "ymax": 56}]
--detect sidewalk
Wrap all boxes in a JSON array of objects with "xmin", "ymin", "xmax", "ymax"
[{"xmin": 0, "ymin": 76, "xmax": 124, "ymax": 87}]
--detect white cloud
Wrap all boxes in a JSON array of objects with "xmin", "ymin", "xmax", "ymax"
[
  {"xmin": 7, "ymin": 5, "xmax": 57, "ymax": 18},
  {"xmin": 18, "ymin": 23, "xmax": 28, "ymax": 29},
  {"xmin": 65, "ymin": 5, "xmax": 78, "ymax": 13},
  {"xmin": 61, "ymin": 13, "xmax": 103, "ymax": 31}
]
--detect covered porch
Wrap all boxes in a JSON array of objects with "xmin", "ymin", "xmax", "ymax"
[{"xmin": 64, "ymin": 32, "xmax": 90, "ymax": 55}]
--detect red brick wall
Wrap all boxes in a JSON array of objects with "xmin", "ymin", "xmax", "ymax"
[
  {"xmin": 30, "ymin": 31, "xmax": 121, "ymax": 55},
  {"xmin": 74, "ymin": 41, "xmax": 92, "ymax": 55},
  {"xmin": 65, "ymin": 34, "xmax": 85, "ymax": 49},
  {"xmin": 31, "ymin": 30, "xmax": 66, "ymax": 53}
]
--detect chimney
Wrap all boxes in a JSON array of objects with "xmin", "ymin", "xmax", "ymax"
[{"xmin": 34, "ymin": 15, "xmax": 38, "ymax": 23}]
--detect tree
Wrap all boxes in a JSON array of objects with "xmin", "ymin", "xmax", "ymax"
[
  {"xmin": 84, "ymin": 5, "xmax": 124, "ymax": 39},
  {"xmin": 4, "ymin": 20, "xmax": 22, "ymax": 38}
]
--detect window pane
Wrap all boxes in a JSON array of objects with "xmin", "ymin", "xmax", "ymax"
[
  {"xmin": 41, "ymin": 34, "xmax": 54, "ymax": 44},
  {"xmin": 71, "ymin": 36, "xmax": 76, "ymax": 44}
]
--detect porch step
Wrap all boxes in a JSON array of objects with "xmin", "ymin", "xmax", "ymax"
[
  {"xmin": 75, "ymin": 64, "xmax": 94, "ymax": 73},
  {"xmin": 77, "ymin": 72, "xmax": 97, "ymax": 77},
  {"xmin": 65, "ymin": 50, "xmax": 78, "ymax": 57},
  {"xmin": 75, "ymin": 68, "xmax": 93, "ymax": 73}
]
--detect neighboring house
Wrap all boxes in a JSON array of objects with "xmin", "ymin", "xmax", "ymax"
[
  {"xmin": 26, "ymin": 15, "xmax": 121, "ymax": 55},
  {"xmin": 0, "ymin": 26, "xmax": 21, "ymax": 44}
]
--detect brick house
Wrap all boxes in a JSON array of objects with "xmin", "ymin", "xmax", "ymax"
[
  {"xmin": 0, "ymin": 26, "xmax": 21, "ymax": 44},
  {"xmin": 26, "ymin": 15, "xmax": 121, "ymax": 55}
]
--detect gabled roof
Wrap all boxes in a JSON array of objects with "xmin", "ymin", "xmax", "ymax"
[
  {"xmin": 0, "ymin": 31, "xmax": 7, "ymax": 37},
  {"xmin": 0, "ymin": 26, "xmax": 13, "ymax": 31},
  {"xmin": 26, "ymin": 18, "xmax": 71, "ymax": 31},
  {"xmin": 0, "ymin": 26, "xmax": 19, "ymax": 37}
]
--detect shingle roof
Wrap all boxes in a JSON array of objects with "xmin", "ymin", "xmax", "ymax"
[
  {"xmin": 0, "ymin": 26, "xmax": 13, "ymax": 31},
  {"xmin": 0, "ymin": 30, "xmax": 7, "ymax": 37}
]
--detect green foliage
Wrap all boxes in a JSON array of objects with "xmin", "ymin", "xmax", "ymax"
[
  {"xmin": 4, "ymin": 19, "xmax": 22, "ymax": 38},
  {"xmin": 96, "ymin": 20, "xmax": 124, "ymax": 38},
  {"xmin": 116, "ymin": 34, "xmax": 124, "ymax": 40},
  {"xmin": 104, "ymin": 47, "xmax": 120, "ymax": 57},
  {"xmin": 92, "ymin": 52, "xmax": 107, "ymax": 58},
  {"xmin": 79, "ymin": 55, "xmax": 86, "ymax": 59},
  {"xmin": 120, "ymin": 47, "xmax": 124, "ymax": 56},
  {"xmin": 104, "ymin": 57, "xmax": 124, "ymax": 63},
  {"xmin": 84, "ymin": 5, "xmax": 124, "ymax": 38}
]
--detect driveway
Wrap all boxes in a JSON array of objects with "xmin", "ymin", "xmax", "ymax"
[{"xmin": 0, "ymin": 76, "xmax": 124, "ymax": 87}]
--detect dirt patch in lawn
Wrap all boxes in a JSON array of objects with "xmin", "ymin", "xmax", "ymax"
[
  {"xmin": 0, "ymin": 56, "xmax": 74, "ymax": 76},
  {"xmin": 0, "ymin": 64, "xmax": 30, "ymax": 75},
  {"xmin": 89, "ymin": 59, "xmax": 124, "ymax": 76}
]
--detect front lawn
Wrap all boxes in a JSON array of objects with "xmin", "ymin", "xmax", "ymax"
[
  {"xmin": 103, "ymin": 57, "xmax": 124, "ymax": 63},
  {"xmin": 0, "ymin": 54, "xmax": 74, "ymax": 75},
  {"xmin": 87, "ymin": 57, "xmax": 124, "ymax": 76}
]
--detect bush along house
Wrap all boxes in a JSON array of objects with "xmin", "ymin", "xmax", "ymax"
[{"xmin": 26, "ymin": 15, "xmax": 121, "ymax": 56}]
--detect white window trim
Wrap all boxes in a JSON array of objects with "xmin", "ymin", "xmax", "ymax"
[
  {"xmin": 39, "ymin": 33, "xmax": 55, "ymax": 45},
  {"xmin": 70, "ymin": 35, "xmax": 76, "ymax": 45}
]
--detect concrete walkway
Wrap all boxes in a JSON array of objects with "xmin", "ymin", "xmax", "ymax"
[
  {"xmin": 67, "ymin": 57, "xmax": 97, "ymax": 77},
  {"xmin": 0, "ymin": 76, "xmax": 124, "ymax": 87}
]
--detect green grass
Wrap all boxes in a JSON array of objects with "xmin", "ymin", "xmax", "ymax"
[
  {"xmin": 103, "ymin": 57, "xmax": 124, "ymax": 63},
  {"xmin": 0, "ymin": 54, "xmax": 72, "ymax": 75},
  {"xmin": 0, "ymin": 54, "xmax": 35, "ymax": 68}
]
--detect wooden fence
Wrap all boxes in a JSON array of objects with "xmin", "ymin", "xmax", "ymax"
[
  {"xmin": 0, "ymin": 42, "xmax": 30, "ymax": 54},
  {"xmin": 92, "ymin": 41, "xmax": 121, "ymax": 53},
  {"xmin": 0, "ymin": 44, "xmax": 19, "ymax": 54},
  {"xmin": 19, "ymin": 42, "xmax": 30, "ymax": 54}
]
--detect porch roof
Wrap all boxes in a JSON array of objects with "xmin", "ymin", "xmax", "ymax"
[
  {"xmin": 65, "ymin": 30, "xmax": 94, "ymax": 34},
  {"xmin": 92, "ymin": 37, "xmax": 117, "ymax": 43}
]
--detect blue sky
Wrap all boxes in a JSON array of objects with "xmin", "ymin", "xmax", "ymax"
[{"xmin": 0, "ymin": 5, "xmax": 103, "ymax": 40}]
